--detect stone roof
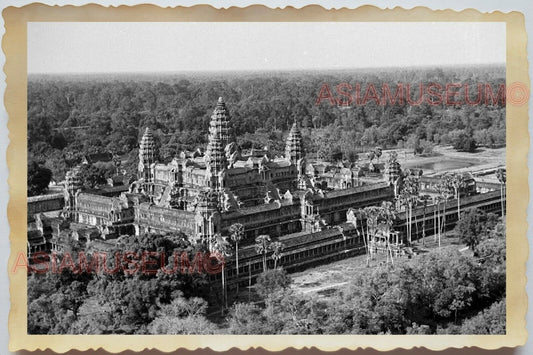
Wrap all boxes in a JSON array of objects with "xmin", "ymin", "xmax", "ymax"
[
  {"xmin": 238, "ymin": 222, "xmax": 356, "ymax": 260},
  {"xmin": 324, "ymin": 181, "xmax": 390, "ymax": 199},
  {"xmin": 27, "ymin": 229, "xmax": 43, "ymax": 240},
  {"xmin": 83, "ymin": 152, "xmax": 114, "ymax": 164},
  {"xmin": 77, "ymin": 193, "xmax": 116, "ymax": 205},
  {"xmin": 27, "ymin": 193, "xmax": 64, "ymax": 203},
  {"xmin": 223, "ymin": 200, "xmax": 282, "ymax": 218},
  {"xmin": 137, "ymin": 202, "xmax": 196, "ymax": 217},
  {"xmin": 270, "ymin": 159, "xmax": 292, "ymax": 168},
  {"xmin": 85, "ymin": 185, "xmax": 129, "ymax": 197}
]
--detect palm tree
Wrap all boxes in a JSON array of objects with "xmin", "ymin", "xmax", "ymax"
[
  {"xmin": 379, "ymin": 201, "xmax": 397, "ymax": 231},
  {"xmin": 400, "ymin": 173, "xmax": 419, "ymax": 245},
  {"xmin": 437, "ymin": 176, "xmax": 453, "ymax": 241},
  {"xmin": 434, "ymin": 185, "xmax": 445, "ymax": 248},
  {"xmin": 209, "ymin": 233, "xmax": 231, "ymax": 311},
  {"xmin": 421, "ymin": 198, "xmax": 427, "ymax": 246},
  {"xmin": 356, "ymin": 208, "xmax": 366, "ymax": 239},
  {"xmin": 496, "ymin": 168, "xmax": 506, "ymax": 217},
  {"xmin": 229, "ymin": 223, "xmax": 244, "ymax": 292},
  {"xmin": 449, "ymin": 173, "xmax": 466, "ymax": 221},
  {"xmin": 378, "ymin": 201, "xmax": 397, "ymax": 264},
  {"xmin": 270, "ymin": 241, "xmax": 284, "ymax": 269},
  {"xmin": 356, "ymin": 208, "xmax": 370, "ymax": 266},
  {"xmin": 255, "ymin": 234, "xmax": 271, "ymax": 271},
  {"xmin": 398, "ymin": 191, "xmax": 409, "ymax": 244},
  {"xmin": 364, "ymin": 206, "xmax": 381, "ymax": 237},
  {"xmin": 433, "ymin": 196, "xmax": 437, "ymax": 243},
  {"xmin": 363, "ymin": 205, "xmax": 382, "ymax": 260}
]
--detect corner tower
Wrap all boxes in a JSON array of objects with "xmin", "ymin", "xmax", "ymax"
[
  {"xmin": 138, "ymin": 127, "xmax": 155, "ymax": 182},
  {"xmin": 285, "ymin": 121, "xmax": 304, "ymax": 164}
]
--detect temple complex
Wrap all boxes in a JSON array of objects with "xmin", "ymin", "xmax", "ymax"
[{"xmin": 27, "ymin": 97, "xmax": 506, "ymax": 279}]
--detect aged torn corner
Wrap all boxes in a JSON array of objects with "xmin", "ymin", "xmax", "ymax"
[{"xmin": 4, "ymin": 3, "xmax": 529, "ymax": 353}]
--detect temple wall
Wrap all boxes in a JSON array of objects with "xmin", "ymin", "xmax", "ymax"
[
  {"xmin": 476, "ymin": 181, "xmax": 502, "ymax": 193},
  {"xmin": 135, "ymin": 204, "xmax": 196, "ymax": 235},
  {"xmin": 315, "ymin": 184, "xmax": 394, "ymax": 225},
  {"xmin": 214, "ymin": 223, "xmax": 365, "ymax": 288},
  {"xmin": 182, "ymin": 170, "xmax": 206, "ymax": 188},
  {"xmin": 393, "ymin": 189, "xmax": 505, "ymax": 240},
  {"xmin": 27, "ymin": 193, "xmax": 64, "ymax": 219},
  {"xmin": 222, "ymin": 203, "xmax": 302, "ymax": 239},
  {"xmin": 221, "ymin": 184, "xmax": 394, "ymax": 240},
  {"xmin": 75, "ymin": 193, "xmax": 134, "ymax": 228},
  {"xmin": 419, "ymin": 175, "xmax": 477, "ymax": 196},
  {"xmin": 226, "ymin": 168, "xmax": 258, "ymax": 188}
]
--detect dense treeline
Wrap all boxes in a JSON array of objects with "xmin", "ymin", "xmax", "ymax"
[
  {"xmin": 28, "ymin": 232, "xmax": 212, "ymax": 334},
  {"xmin": 28, "ymin": 66, "xmax": 505, "ymax": 186}
]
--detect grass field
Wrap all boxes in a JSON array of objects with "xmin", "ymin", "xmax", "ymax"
[
  {"xmin": 396, "ymin": 145, "xmax": 505, "ymax": 175},
  {"xmin": 289, "ymin": 232, "xmax": 470, "ymax": 302}
]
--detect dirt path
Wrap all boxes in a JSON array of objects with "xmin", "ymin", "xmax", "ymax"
[{"xmin": 301, "ymin": 282, "xmax": 348, "ymax": 294}]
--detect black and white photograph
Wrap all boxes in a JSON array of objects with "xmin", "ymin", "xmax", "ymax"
[{"xmin": 26, "ymin": 21, "xmax": 507, "ymax": 336}]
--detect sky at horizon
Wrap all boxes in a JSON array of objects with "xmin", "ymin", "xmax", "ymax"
[{"xmin": 28, "ymin": 22, "xmax": 506, "ymax": 74}]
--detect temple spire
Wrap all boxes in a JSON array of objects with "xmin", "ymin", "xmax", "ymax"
[
  {"xmin": 205, "ymin": 98, "xmax": 231, "ymax": 190},
  {"xmin": 138, "ymin": 127, "xmax": 155, "ymax": 182},
  {"xmin": 63, "ymin": 166, "xmax": 82, "ymax": 220},
  {"xmin": 209, "ymin": 97, "xmax": 233, "ymax": 149},
  {"xmin": 285, "ymin": 121, "xmax": 304, "ymax": 164}
]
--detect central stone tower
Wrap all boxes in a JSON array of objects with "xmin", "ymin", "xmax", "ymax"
[
  {"xmin": 209, "ymin": 97, "xmax": 232, "ymax": 150},
  {"xmin": 205, "ymin": 97, "xmax": 232, "ymax": 191}
]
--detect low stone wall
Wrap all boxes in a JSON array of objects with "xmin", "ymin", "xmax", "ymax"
[{"xmin": 27, "ymin": 193, "xmax": 64, "ymax": 220}]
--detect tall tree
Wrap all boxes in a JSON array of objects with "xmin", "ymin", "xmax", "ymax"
[
  {"xmin": 209, "ymin": 233, "xmax": 231, "ymax": 311},
  {"xmin": 448, "ymin": 173, "xmax": 466, "ymax": 221},
  {"xmin": 229, "ymin": 223, "xmax": 245, "ymax": 293},
  {"xmin": 399, "ymin": 171, "xmax": 420, "ymax": 245},
  {"xmin": 255, "ymin": 268, "xmax": 292, "ymax": 299},
  {"xmin": 355, "ymin": 208, "xmax": 370, "ymax": 266},
  {"xmin": 270, "ymin": 241, "xmax": 284, "ymax": 269},
  {"xmin": 460, "ymin": 299, "xmax": 505, "ymax": 335},
  {"xmin": 436, "ymin": 177, "xmax": 453, "ymax": 244},
  {"xmin": 378, "ymin": 201, "xmax": 398, "ymax": 264},
  {"xmin": 148, "ymin": 293, "xmax": 217, "ymax": 334},
  {"xmin": 496, "ymin": 168, "xmax": 506, "ymax": 217},
  {"xmin": 255, "ymin": 235, "xmax": 272, "ymax": 271},
  {"xmin": 454, "ymin": 208, "xmax": 498, "ymax": 250},
  {"xmin": 28, "ymin": 160, "xmax": 52, "ymax": 196}
]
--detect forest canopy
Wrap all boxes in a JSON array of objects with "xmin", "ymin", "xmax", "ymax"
[{"xmin": 28, "ymin": 66, "xmax": 505, "ymax": 183}]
